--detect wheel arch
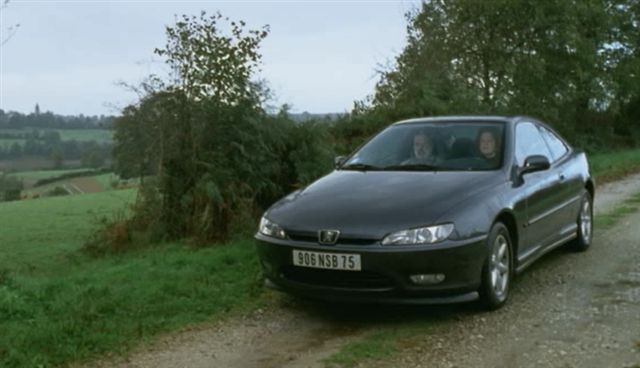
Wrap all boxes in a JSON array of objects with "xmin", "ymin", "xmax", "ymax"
[
  {"xmin": 494, "ymin": 210, "xmax": 519, "ymax": 265},
  {"xmin": 585, "ymin": 178, "xmax": 595, "ymax": 200}
]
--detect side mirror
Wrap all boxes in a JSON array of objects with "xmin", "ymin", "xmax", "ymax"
[
  {"xmin": 519, "ymin": 155, "xmax": 550, "ymax": 176},
  {"xmin": 334, "ymin": 156, "xmax": 347, "ymax": 169}
]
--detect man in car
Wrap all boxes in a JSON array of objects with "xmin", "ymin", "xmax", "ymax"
[{"xmin": 403, "ymin": 131, "xmax": 440, "ymax": 165}]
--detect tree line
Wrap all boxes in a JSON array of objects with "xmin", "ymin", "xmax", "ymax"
[
  {"xmin": 0, "ymin": 109, "xmax": 114, "ymax": 129},
  {"xmin": 0, "ymin": 139, "xmax": 110, "ymax": 168},
  {"xmin": 109, "ymin": 1, "xmax": 640, "ymax": 246},
  {"xmin": 0, "ymin": 129, "xmax": 111, "ymax": 168}
]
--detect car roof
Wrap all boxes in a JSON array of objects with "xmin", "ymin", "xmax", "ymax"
[{"xmin": 392, "ymin": 115, "xmax": 523, "ymax": 126}]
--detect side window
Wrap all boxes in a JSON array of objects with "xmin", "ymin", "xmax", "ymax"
[
  {"xmin": 539, "ymin": 126, "xmax": 569, "ymax": 162},
  {"xmin": 515, "ymin": 122, "xmax": 552, "ymax": 166}
]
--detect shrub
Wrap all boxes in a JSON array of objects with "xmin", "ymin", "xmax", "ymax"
[{"xmin": 44, "ymin": 186, "xmax": 70, "ymax": 197}]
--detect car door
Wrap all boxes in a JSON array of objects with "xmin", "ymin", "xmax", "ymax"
[
  {"xmin": 514, "ymin": 122, "xmax": 566, "ymax": 261},
  {"xmin": 538, "ymin": 125, "xmax": 582, "ymax": 233}
]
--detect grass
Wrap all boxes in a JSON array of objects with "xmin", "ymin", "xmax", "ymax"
[
  {"xmin": 590, "ymin": 148, "xmax": 640, "ymax": 184},
  {"xmin": 8, "ymin": 168, "xmax": 90, "ymax": 181},
  {"xmin": 54, "ymin": 129, "xmax": 112, "ymax": 144},
  {"xmin": 323, "ymin": 329, "xmax": 403, "ymax": 368},
  {"xmin": 0, "ymin": 138, "xmax": 27, "ymax": 149},
  {"xmin": 0, "ymin": 241, "xmax": 264, "ymax": 367},
  {"xmin": 0, "ymin": 189, "xmax": 136, "ymax": 273},
  {"xmin": 0, "ymin": 128, "xmax": 112, "ymax": 145},
  {"xmin": 0, "ymin": 189, "xmax": 266, "ymax": 367},
  {"xmin": 94, "ymin": 173, "xmax": 119, "ymax": 190},
  {"xmin": 323, "ymin": 317, "xmax": 446, "ymax": 368},
  {"xmin": 595, "ymin": 192, "xmax": 640, "ymax": 230},
  {"xmin": 9, "ymin": 170, "xmax": 116, "ymax": 197}
]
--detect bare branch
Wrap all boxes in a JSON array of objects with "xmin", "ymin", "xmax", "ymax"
[
  {"xmin": 1, "ymin": 0, "xmax": 19, "ymax": 47},
  {"xmin": 1, "ymin": 24, "xmax": 20, "ymax": 46}
]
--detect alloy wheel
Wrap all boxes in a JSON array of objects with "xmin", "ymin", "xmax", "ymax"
[
  {"xmin": 490, "ymin": 234, "xmax": 510, "ymax": 299},
  {"xmin": 580, "ymin": 199, "xmax": 592, "ymax": 244}
]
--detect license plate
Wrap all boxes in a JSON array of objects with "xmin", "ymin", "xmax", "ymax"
[{"xmin": 292, "ymin": 250, "xmax": 361, "ymax": 271}]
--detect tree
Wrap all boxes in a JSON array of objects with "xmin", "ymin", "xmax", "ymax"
[
  {"xmin": 156, "ymin": 12, "xmax": 269, "ymax": 103},
  {"xmin": 0, "ymin": 174, "xmax": 23, "ymax": 202},
  {"xmin": 114, "ymin": 12, "xmax": 279, "ymax": 242},
  {"xmin": 50, "ymin": 147, "xmax": 63, "ymax": 169},
  {"xmin": 356, "ymin": 0, "xmax": 620, "ymax": 147}
]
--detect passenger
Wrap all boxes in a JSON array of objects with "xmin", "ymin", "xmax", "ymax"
[{"xmin": 476, "ymin": 128, "xmax": 501, "ymax": 167}]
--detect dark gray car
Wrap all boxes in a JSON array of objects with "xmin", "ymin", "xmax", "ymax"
[{"xmin": 255, "ymin": 116, "xmax": 594, "ymax": 309}]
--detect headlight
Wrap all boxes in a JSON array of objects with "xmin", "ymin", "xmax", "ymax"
[
  {"xmin": 259, "ymin": 216, "xmax": 286, "ymax": 239},
  {"xmin": 382, "ymin": 223, "xmax": 454, "ymax": 245}
]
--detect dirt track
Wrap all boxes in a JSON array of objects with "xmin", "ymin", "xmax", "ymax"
[{"xmin": 90, "ymin": 173, "xmax": 640, "ymax": 368}]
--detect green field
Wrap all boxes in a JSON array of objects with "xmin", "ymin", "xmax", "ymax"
[
  {"xmin": 54, "ymin": 129, "xmax": 113, "ymax": 143},
  {"xmin": 0, "ymin": 190, "xmax": 136, "ymax": 273},
  {"xmin": 95, "ymin": 172, "xmax": 119, "ymax": 190},
  {"xmin": 0, "ymin": 138, "xmax": 27, "ymax": 149},
  {"xmin": 8, "ymin": 168, "xmax": 90, "ymax": 181},
  {"xmin": 0, "ymin": 128, "xmax": 112, "ymax": 145},
  {"xmin": 0, "ymin": 189, "xmax": 265, "ymax": 367}
]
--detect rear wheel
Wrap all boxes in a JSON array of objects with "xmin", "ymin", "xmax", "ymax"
[
  {"xmin": 568, "ymin": 191, "xmax": 593, "ymax": 252},
  {"xmin": 479, "ymin": 222, "xmax": 513, "ymax": 310}
]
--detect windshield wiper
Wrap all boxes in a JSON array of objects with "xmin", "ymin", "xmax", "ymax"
[
  {"xmin": 383, "ymin": 164, "xmax": 440, "ymax": 171},
  {"xmin": 340, "ymin": 163, "xmax": 382, "ymax": 171}
]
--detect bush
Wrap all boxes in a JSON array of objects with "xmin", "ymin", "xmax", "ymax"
[
  {"xmin": 83, "ymin": 210, "xmax": 135, "ymax": 255},
  {"xmin": 33, "ymin": 168, "xmax": 108, "ymax": 187},
  {"xmin": 44, "ymin": 186, "xmax": 70, "ymax": 197},
  {"xmin": 0, "ymin": 175, "xmax": 23, "ymax": 202}
]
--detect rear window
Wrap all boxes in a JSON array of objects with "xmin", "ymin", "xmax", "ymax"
[{"xmin": 539, "ymin": 126, "xmax": 569, "ymax": 162}]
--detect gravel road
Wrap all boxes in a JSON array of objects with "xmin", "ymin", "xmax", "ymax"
[{"xmin": 91, "ymin": 173, "xmax": 640, "ymax": 368}]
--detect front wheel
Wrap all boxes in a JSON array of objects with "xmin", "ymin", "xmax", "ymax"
[
  {"xmin": 479, "ymin": 222, "xmax": 513, "ymax": 310},
  {"xmin": 568, "ymin": 191, "xmax": 593, "ymax": 252}
]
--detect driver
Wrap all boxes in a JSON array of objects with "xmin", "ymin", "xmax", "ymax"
[{"xmin": 403, "ymin": 131, "xmax": 440, "ymax": 165}]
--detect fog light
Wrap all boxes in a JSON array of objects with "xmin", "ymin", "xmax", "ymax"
[
  {"xmin": 410, "ymin": 274, "xmax": 445, "ymax": 285},
  {"xmin": 261, "ymin": 260, "xmax": 273, "ymax": 274}
]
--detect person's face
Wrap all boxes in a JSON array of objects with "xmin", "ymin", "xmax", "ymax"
[
  {"xmin": 413, "ymin": 134, "xmax": 433, "ymax": 159},
  {"xmin": 479, "ymin": 132, "xmax": 497, "ymax": 158}
]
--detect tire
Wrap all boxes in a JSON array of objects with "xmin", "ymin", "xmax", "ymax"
[
  {"xmin": 479, "ymin": 222, "xmax": 513, "ymax": 310},
  {"xmin": 568, "ymin": 191, "xmax": 593, "ymax": 252}
]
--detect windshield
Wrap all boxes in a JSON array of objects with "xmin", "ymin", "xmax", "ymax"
[{"xmin": 343, "ymin": 121, "xmax": 505, "ymax": 171}]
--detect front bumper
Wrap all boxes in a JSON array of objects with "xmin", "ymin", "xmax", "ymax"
[{"xmin": 255, "ymin": 233, "xmax": 488, "ymax": 305}]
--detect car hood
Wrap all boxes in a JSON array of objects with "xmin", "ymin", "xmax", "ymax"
[{"xmin": 267, "ymin": 170, "xmax": 504, "ymax": 240}]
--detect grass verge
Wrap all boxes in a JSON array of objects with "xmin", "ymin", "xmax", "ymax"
[
  {"xmin": 590, "ymin": 148, "xmax": 640, "ymax": 184},
  {"xmin": 0, "ymin": 241, "xmax": 264, "ymax": 367},
  {"xmin": 323, "ymin": 325, "xmax": 418, "ymax": 368},
  {"xmin": 0, "ymin": 190, "xmax": 266, "ymax": 367},
  {"xmin": 595, "ymin": 192, "xmax": 640, "ymax": 230}
]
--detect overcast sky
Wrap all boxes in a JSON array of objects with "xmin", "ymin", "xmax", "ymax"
[{"xmin": 0, "ymin": 0, "xmax": 419, "ymax": 116}]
